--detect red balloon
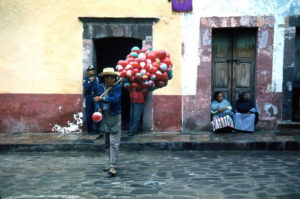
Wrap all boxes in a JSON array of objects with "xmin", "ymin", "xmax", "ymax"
[
  {"xmin": 131, "ymin": 61, "xmax": 139, "ymax": 69},
  {"xmin": 156, "ymin": 81, "xmax": 165, "ymax": 88},
  {"xmin": 139, "ymin": 69, "xmax": 146, "ymax": 76},
  {"xmin": 161, "ymin": 72, "xmax": 168, "ymax": 81},
  {"xmin": 123, "ymin": 60, "xmax": 129, "ymax": 66},
  {"xmin": 127, "ymin": 70, "xmax": 133, "ymax": 78},
  {"xmin": 152, "ymin": 62, "xmax": 159, "ymax": 69},
  {"xmin": 141, "ymin": 47, "xmax": 148, "ymax": 53},
  {"xmin": 125, "ymin": 64, "xmax": 133, "ymax": 70},
  {"xmin": 146, "ymin": 72, "xmax": 150, "ymax": 77},
  {"xmin": 151, "ymin": 66, "xmax": 157, "ymax": 74},
  {"xmin": 129, "ymin": 76, "xmax": 136, "ymax": 82},
  {"xmin": 92, "ymin": 112, "xmax": 102, "ymax": 122},
  {"xmin": 118, "ymin": 60, "xmax": 124, "ymax": 66},
  {"xmin": 137, "ymin": 57, "xmax": 146, "ymax": 63},
  {"xmin": 162, "ymin": 57, "xmax": 171, "ymax": 66},
  {"xmin": 116, "ymin": 65, "xmax": 123, "ymax": 71},
  {"xmin": 142, "ymin": 81, "xmax": 149, "ymax": 88},
  {"xmin": 166, "ymin": 53, "xmax": 170, "ymax": 58},
  {"xmin": 147, "ymin": 51, "xmax": 156, "ymax": 61},
  {"xmin": 120, "ymin": 70, "xmax": 127, "ymax": 77},
  {"xmin": 127, "ymin": 57, "xmax": 135, "ymax": 63},
  {"xmin": 157, "ymin": 50, "xmax": 167, "ymax": 60},
  {"xmin": 156, "ymin": 71, "xmax": 162, "ymax": 80},
  {"xmin": 144, "ymin": 44, "xmax": 152, "ymax": 50},
  {"xmin": 144, "ymin": 64, "xmax": 150, "ymax": 72},
  {"xmin": 133, "ymin": 68, "xmax": 139, "ymax": 75},
  {"xmin": 167, "ymin": 66, "xmax": 172, "ymax": 73}
]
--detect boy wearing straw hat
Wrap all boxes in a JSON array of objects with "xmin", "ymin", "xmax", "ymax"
[{"xmin": 94, "ymin": 67, "xmax": 122, "ymax": 176}]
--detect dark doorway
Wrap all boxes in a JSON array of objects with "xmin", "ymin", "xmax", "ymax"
[
  {"xmin": 93, "ymin": 37, "xmax": 142, "ymax": 130},
  {"xmin": 212, "ymin": 28, "xmax": 257, "ymax": 110},
  {"xmin": 293, "ymin": 28, "xmax": 300, "ymax": 121}
]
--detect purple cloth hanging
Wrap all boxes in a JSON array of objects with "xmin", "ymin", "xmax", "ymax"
[{"xmin": 172, "ymin": 0, "xmax": 193, "ymax": 12}]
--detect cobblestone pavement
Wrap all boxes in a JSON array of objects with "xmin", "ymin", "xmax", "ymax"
[{"xmin": 0, "ymin": 151, "xmax": 300, "ymax": 199}]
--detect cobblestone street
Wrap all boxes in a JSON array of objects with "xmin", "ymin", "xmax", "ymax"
[{"xmin": 1, "ymin": 151, "xmax": 300, "ymax": 199}]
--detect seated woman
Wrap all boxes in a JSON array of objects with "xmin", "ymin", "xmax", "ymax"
[
  {"xmin": 234, "ymin": 92, "xmax": 259, "ymax": 132},
  {"xmin": 210, "ymin": 92, "xmax": 234, "ymax": 133}
]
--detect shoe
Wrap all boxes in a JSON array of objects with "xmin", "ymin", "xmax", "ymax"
[
  {"xmin": 103, "ymin": 167, "xmax": 110, "ymax": 172},
  {"xmin": 108, "ymin": 167, "xmax": 117, "ymax": 176},
  {"xmin": 127, "ymin": 131, "xmax": 133, "ymax": 136}
]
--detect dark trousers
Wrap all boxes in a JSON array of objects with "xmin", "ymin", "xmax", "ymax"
[{"xmin": 128, "ymin": 102, "xmax": 144, "ymax": 135}]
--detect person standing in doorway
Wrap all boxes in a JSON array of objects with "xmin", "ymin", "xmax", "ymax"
[
  {"xmin": 94, "ymin": 67, "xmax": 122, "ymax": 176},
  {"xmin": 127, "ymin": 88, "xmax": 148, "ymax": 137},
  {"xmin": 83, "ymin": 65, "xmax": 100, "ymax": 134}
]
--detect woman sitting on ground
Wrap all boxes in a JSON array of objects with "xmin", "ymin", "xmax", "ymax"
[
  {"xmin": 210, "ymin": 92, "xmax": 234, "ymax": 133},
  {"xmin": 234, "ymin": 92, "xmax": 259, "ymax": 132}
]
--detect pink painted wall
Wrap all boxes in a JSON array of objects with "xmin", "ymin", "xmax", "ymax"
[
  {"xmin": 0, "ymin": 94, "xmax": 83, "ymax": 133},
  {"xmin": 153, "ymin": 95, "xmax": 182, "ymax": 132}
]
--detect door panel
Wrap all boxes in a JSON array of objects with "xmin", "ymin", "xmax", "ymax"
[
  {"xmin": 213, "ymin": 62, "xmax": 231, "ymax": 100},
  {"xmin": 232, "ymin": 29, "xmax": 256, "ymax": 104},
  {"xmin": 212, "ymin": 28, "xmax": 256, "ymax": 108},
  {"xmin": 214, "ymin": 62, "xmax": 229, "ymax": 87},
  {"xmin": 234, "ymin": 63, "xmax": 251, "ymax": 88},
  {"xmin": 235, "ymin": 31, "xmax": 256, "ymax": 58},
  {"xmin": 212, "ymin": 30, "xmax": 232, "ymax": 103}
]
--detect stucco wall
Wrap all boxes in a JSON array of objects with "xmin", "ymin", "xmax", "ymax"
[
  {"xmin": 0, "ymin": 0, "xmax": 181, "ymax": 95},
  {"xmin": 181, "ymin": 0, "xmax": 298, "ymax": 95}
]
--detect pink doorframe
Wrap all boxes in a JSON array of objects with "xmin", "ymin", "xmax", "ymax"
[{"xmin": 183, "ymin": 16, "xmax": 281, "ymax": 132}]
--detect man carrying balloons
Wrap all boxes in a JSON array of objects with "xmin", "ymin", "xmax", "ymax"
[
  {"xmin": 116, "ymin": 45, "xmax": 173, "ymax": 137},
  {"xmin": 83, "ymin": 65, "xmax": 100, "ymax": 134},
  {"xmin": 93, "ymin": 67, "xmax": 122, "ymax": 177}
]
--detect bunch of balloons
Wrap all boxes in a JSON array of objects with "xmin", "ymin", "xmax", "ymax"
[{"xmin": 116, "ymin": 45, "xmax": 173, "ymax": 91}]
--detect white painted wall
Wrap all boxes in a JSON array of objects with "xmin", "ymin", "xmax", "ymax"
[{"xmin": 181, "ymin": 0, "xmax": 298, "ymax": 95}]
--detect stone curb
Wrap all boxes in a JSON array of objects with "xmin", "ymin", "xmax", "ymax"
[{"xmin": 0, "ymin": 141, "xmax": 300, "ymax": 152}]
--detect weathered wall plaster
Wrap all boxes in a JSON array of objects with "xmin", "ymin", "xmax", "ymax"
[
  {"xmin": 182, "ymin": 16, "xmax": 279, "ymax": 131},
  {"xmin": 181, "ymin": 0, "xmax": 298, "ymax": 95}
]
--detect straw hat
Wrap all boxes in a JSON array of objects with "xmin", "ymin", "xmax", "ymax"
[{"xmin": 98, "ymin": 67, "xmax": 120, "ymax": 77}]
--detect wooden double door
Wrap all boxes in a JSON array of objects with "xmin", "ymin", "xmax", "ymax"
[{"xmin": 212, "ymin": 28, "xmax": 257, "ymax": 109}]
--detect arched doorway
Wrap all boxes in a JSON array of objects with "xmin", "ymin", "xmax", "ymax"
[{"xmin": 93, "ymin": 37, "xmax": 142, "ymax": 130}]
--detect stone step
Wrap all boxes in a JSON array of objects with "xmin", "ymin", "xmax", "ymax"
[{"xmin": 277, "ymin": 120, "xmax": 300, "ymax": 130}]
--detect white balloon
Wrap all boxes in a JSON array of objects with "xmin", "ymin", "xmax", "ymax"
[
  {"xmin": 140, "ymin": 62, "xmax": 146, "ymax": 68},
  {"xmin": 116, "ymin": 65, "xmax": 123, "ymax": 71},
  {"xmin": 138, "ymin": 53, "xmax": 146, "ymax": 59}
]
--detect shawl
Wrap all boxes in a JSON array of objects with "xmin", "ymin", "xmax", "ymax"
[
  {"xmin": 211, "ymin": 99, "xmax": 233, "ymax": 117},
  {"xmin": 236, "ymin": 98, "xmax": 255, "ymax": 113}
]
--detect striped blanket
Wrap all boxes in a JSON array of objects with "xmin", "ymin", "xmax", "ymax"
[{"xmin": 211, "ymin": 115, "xmax": 234, "ymax": 131}]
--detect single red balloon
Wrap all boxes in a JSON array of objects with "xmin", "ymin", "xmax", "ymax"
[{"xmin": 92, "ymin": 112, "xmax": 102, "ymax": 122}]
